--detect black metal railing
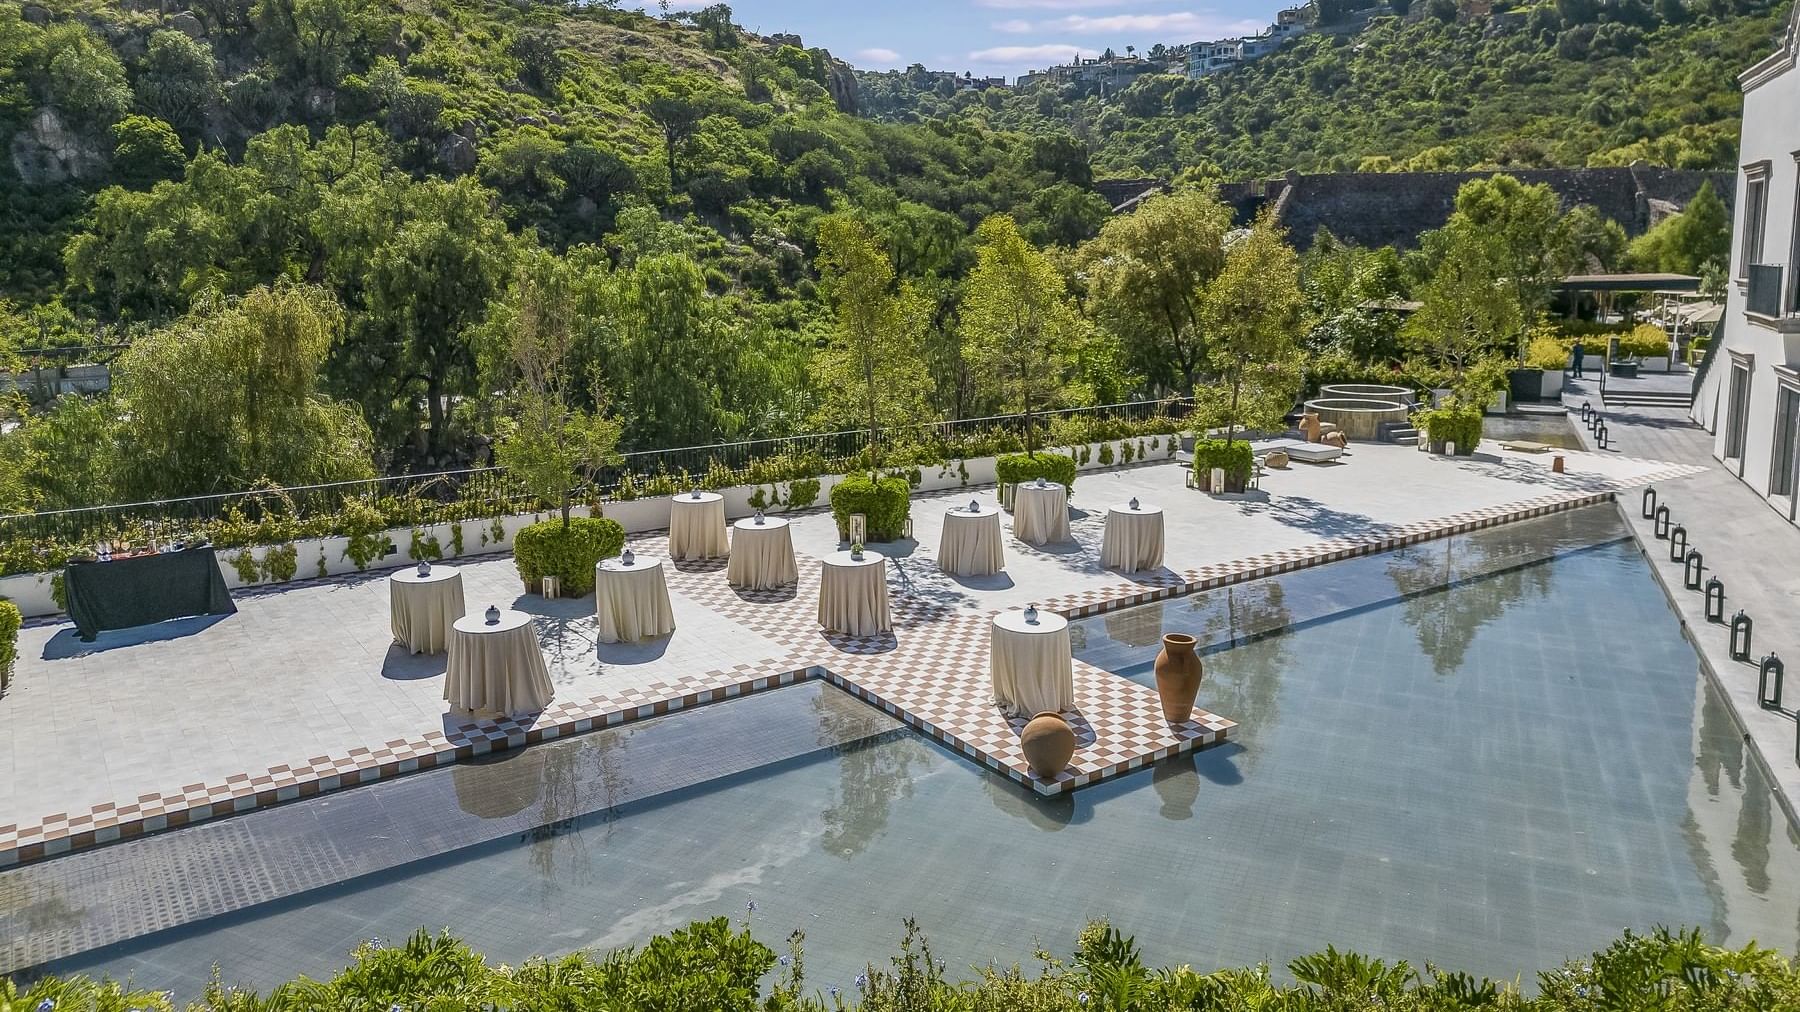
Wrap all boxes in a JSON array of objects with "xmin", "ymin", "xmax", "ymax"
[
  {"xmin": 1747, "ymin": 263, "xmax": 1787, "ymax": 317},
  {"xmin": 0, "ymin": 399, "xmax": 1196, "ymax": 560}
]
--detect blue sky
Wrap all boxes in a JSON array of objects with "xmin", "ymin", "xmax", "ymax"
[{"xmin": 656, "ymin": 1, "xmax": 1281, "ymax": 78}]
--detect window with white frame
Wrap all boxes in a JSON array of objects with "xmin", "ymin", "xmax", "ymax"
[{"xmin": 1740, "ymin": 162, "xmax": 1771, "ymax": 279}]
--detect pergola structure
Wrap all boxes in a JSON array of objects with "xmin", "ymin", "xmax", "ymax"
[{"xmin": 1556, "ymin": 273, "xmax": 1702, "ymax": 323}]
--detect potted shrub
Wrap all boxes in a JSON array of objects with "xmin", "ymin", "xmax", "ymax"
[
  {"xmin": 829, "ymin": 473, "xmax": 911, "ymax": 542},
  {"xmin": 0, "ymin": 596, "xmax": 19, "ymax": 693},
  {"xmin": 994, "ymin": 452, "xmax": 1076, "ymax": 509},
  {"xmin": 512, "ymin": 516, "xmax": 625, "ymax": 596},
  {"xmin": 1415, "ymin": 402, "xmax": 1483, "ymax": 456},
  {"xmin": 1191, "ymin": 438, "xmax": 1254, "ymax": 492},
  {"xmin": 1524, "ymin": 336, "xmax": 1569, "ymax": 399}
]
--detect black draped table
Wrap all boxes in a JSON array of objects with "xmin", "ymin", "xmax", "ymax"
[{"xmin": 64, "ymin": 547, "xmax": 236, "ymax": 641}]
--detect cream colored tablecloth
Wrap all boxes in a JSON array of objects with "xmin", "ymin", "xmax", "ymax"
[
  {"xmin": 818, "ymin": 549, "xmax": 891, "ymax": 635},
  {"xmin": 1012, "ymin": 482, "xmax": 1071, "ymax": 545},
  {"xmin": 1100, "ymin": 504, "xmax": 1166, "ymax": 573},
  {"xmin": 389, "ymin": 565, "xmax": 465, "ymax": 654},
  {"xmin": 938, "ymin": 505, "xmax": 1005, "ymax": 576},
  {"xmin": 595, "ymin": 555, "xmax": 676, "ymax": 643},
  {"xmin": 669, "ymin": 492, "xmax": 728, "ymax": 560},
  {"xmin": 990, "ymin": 609, "xmax": 1074, "ymax": 717},
  {"xmin": 727, "ymin": 517, "xmax": 798, "ymax": 589},
  {"xmin": 445, "ymin": 610, "xmax": 554, "ymax": 717}
]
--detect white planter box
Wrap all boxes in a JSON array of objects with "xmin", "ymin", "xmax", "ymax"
[
  {"xmin": 0, "ymin": 571, "xmax": 58, "ymax": 616},
  {"xmin": 1641, "ymin": 356, "xmax": 1671, "ymax": 373},
  {"xmin": 1540, "ymin": 371, "xmax": 1565, "ymax": 399}
]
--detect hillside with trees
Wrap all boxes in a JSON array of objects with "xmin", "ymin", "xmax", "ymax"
[{"xmin": 861, "ymin": 0, "xmax": 1793, "ymax": 179}]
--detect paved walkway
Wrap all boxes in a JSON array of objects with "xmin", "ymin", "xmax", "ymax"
[
  {"xmin": 0, "ymin": 441, "xmax": 1697, "ymax": 864},
  {"xmin": 1565, "ymin": 377, "xmax": 1800, "ymax": 824}
]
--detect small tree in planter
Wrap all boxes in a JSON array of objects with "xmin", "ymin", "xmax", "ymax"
[
  {"xmin": 1195, "ymin": 211, "xmax": 1304, "ymax": 480},
  {"xmin": 829, "ymin": 473, "xmax": 911, "ymax": 542},
  {"xmin": 813, "ymin": 215, "xmax": 931, "ymax": 467},
  {"xmin": 961, "ymin": 214, "xmax": 1083, "ymax": 458}
]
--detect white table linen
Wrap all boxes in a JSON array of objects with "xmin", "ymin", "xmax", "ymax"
[
  {"xmin": 389, "ymin": 565, "xmax": 465, "ymax": 655},
  {"xmin": 1100, "ymin": 503, "xmax": 1166, "ymax": 572},
  {"xmin": 938, "ymin": 505, "xmax": 1005, "ymax": 576},
  {"xmin": 990, "ymin": 609, "xmax": 1075, "ymax": 717},
  {"xmin": 668, "ymin": 492, "xmax": 728, "ymax": 560},
  {"xmin": 595, "ymin": 555, "xmax": 676, "ymax": 643},
  {"xmin": 445, "ymin": 610, "xmax": 554, "ymax": 717},
  {"xmin": 817, "ymin": 549, "xmax": 891, "ymax": 635},
  {"xmin": 1012, "ymin": 482, "xmax": 1071, "ymax": 545},
  {"xmin": 727, "ymin": 517, "xmax": 798, "ymax": 589}
]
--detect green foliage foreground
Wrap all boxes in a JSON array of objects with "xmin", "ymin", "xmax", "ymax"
[{"xmin": 6, "ymin": 919, "xmax": 1797, "ymax": 1011}]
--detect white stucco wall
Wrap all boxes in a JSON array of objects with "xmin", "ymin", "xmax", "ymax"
[{"xmin": 1694, "ymin": 8, "xmax": 1800, "ymax": 502}]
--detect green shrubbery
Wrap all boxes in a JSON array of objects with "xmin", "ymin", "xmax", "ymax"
[
  {"xmin": 511, "ymin": 516, "xmax": 624, "ymax": 596},
  {"xmin": 996, "ymin": 452, "xmax": 1077, "ymax": 496},
  {"xmin": 0, "ymin": 597, "xmax": 19, "ymax": 692},
  {"xmin": 7, "ymin": 921, "xmax": 1796, "ymax": 1010},
  {"xmin": 1191, "ymin": 438, "xmax": 1255, "ymax": 491},
  {"xmin": 1417, "ymin": 403, "xmax": 1485, "ymax": 454},
  {"xmin": 1535, "ymin": 322, "xmax": 1670, "ymax": 359},
  {"xmin": 830, "ymin": 474, "xmax": 911, "ymax": 541}
]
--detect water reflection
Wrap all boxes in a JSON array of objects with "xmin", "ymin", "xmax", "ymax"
[
  {"xmin": 1388, "ymin": 536, "xmax": 1552, "ymax": 677},
  {"xmin": 1151, "ymin": 752, "xmax": 1200, "ymax": 820}
]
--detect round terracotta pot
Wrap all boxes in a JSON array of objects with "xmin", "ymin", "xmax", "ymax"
[
  {"xmin": 1153, "ymin": 633, "xmax": 1203, "ymax": 724},
  {"xmin": 1019, "ymin": 711, "xmax": 1076, "ymax": 779}
]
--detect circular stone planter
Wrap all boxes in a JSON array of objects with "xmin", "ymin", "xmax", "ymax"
[
  {"xmin": 1303, "ymin": 397, "xmax": 1413, "ymax": 442},
  {"xmin": 1318, "ymin": 383, "xmax": 1416, "ymax": 405}
]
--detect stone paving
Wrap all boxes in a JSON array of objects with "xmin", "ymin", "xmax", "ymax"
[
  {"xmin": 1565, "ymin": 376, "xmax": 1800, "ymax": 824},
  {"xmin": 0, "ymin": 439, "xmax": 1699, "ymax": 865}
]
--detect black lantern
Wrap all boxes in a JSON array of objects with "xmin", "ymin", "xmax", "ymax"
[
  {"xmin": 1587, "ymin": 411, "xmax": 1600, "ymax": 432},
  {"xmin": 1641, "ymin": 487, "xmax": 1657, "ymax": 519},
  {"xmin": 1653, "ymin": 504, "xmax": 1671, "ymax": 538},
  {"xmin": 1581, "ymin": 400, "xmax": 1593, "ymax": 421},
  {"xmin": 1596, "ymin": 421, "xmax": 1609, "ymax": 450},
  {"xmin": 1705, "ymin": 577, "xmax": 1726, "ymax": 622},
  {"xmin": 1730, "ymin": 610, "xmax": 1753, "ymax": 661},
  {"xmin": 1683, "ymin": 549, "xmax": 1704, "ymax": 589},
  {"xmin": 1759, "ymin": 653, "xmax": 1784, "ymax": 710},
  {"xmin": 1668, "ymin": 524, "xmax": 1687, "ymax": 563}
]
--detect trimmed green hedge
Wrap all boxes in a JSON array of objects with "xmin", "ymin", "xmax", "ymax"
[
  {"xmin": 1417, "ymin": 404, "xmax": 1484, "ymax": 455},
  {"xmin": 830, "ymin": 473, "xmax": 911, "ymax": 542},
  {"xmin": 512, "ymin": 516, "xmax": 625, "ymax": 596},
  {"xmin": 996, "ymin": 452, "xmax": 1077, "ymax": 497},
  {"xmin": 1192, "ymin": 438, "xmax": 1254, "ymax": 492},
  {"xmin": 0, "ymin": 597, "xmax": 19, "ymax": 692}
]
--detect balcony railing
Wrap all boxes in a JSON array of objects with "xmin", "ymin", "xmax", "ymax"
[{"xmin": 1746, "ymin": 263, "xmax": 1788, "ymax": 318}]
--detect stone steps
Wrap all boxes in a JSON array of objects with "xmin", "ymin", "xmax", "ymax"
[{"xmin": 1376, "ymin": 419, "xmax": 1420, "ymax": 445}]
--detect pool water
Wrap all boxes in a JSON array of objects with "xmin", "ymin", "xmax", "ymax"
[{"xmin": 8, "ymin": 508, "xmax": 1799, "ymax": 996}]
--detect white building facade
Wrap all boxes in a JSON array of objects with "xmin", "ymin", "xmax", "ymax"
[{"xmin": 1693, "ymin": 6, "xmax": 1800, "ymax": 521}]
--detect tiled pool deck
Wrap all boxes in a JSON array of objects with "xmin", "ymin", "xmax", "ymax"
[{"xmin": 0, "ymin": 441, "xmax": 1703, "ymax": 866}]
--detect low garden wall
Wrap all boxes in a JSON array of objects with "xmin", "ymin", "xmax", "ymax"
[{"xmin": 0, "ymin": 435, "xmax": 1184, "ymax": 619}]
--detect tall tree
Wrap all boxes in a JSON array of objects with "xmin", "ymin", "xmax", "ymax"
[
  {"xmin": 1199, "ymin": 213, "xmax": 1306, "ymax": 453},
  {"xmin": 1628, "ymin": 180, "xmax": 1730, "ymax": 275},
  {"xmin": 1448, "ymin": 174, "xmax": 1574, "ymax": 356},
  {"xmin": 1404, "ymin": 218, "xmax": 1522, "ymax": 376},
  {"xmin": 960, "ymin": 214, "xmax": 1083, "ymax": 455},
  {"xmin": 1076, "ymin": 189, "xmax": 1233, "ymax": 394},
  {"xmin": 811, "ymin": 215, "xmax": 930, "ymax": 463}
]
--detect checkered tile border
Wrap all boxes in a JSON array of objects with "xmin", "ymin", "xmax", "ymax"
[{"xmin": 0, "ymin": 477, "xmax": 1663, "ymax": 866}]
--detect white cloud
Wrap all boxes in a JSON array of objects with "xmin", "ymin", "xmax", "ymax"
[
  {"xmin": 966, "ymin": 43, "xmax": 1095, "ymax": 65},
  {"xmin": 994, "ymin": 18, "xmax": 1035, "ymax": 32},
  {"xmin": 1045, "ymin": 12, "xmax": 1264, "ymax": 35},
  {"xmin": 856, "ymin": 47, "xmax": 902, "ymax": 64}
]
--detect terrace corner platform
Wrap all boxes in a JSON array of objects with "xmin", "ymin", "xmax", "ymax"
[{"xmin": 0, "ymin": 439, "xmax": 1701, "ymax": 866}]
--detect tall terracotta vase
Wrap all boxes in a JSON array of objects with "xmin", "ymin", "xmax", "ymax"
[
  {"xmin": 1019, "ymin": 711, "xmax": 1076, "ymax": 779},
  {"xmin": 1153, "ymin": 633, "xmax": 1203, "ymax": 724}
]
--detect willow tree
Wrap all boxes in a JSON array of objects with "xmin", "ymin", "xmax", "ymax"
[
  {"xmin": 812, "ymin": 215, "xmax": 930, "ymax": 465},
  {"xmin": 960, "ymin": 214, "xmax": 1083, "ymax": 456},
  {"xmin": 1199, "ymin": 213, "xmax": 1306, "ymax": 454}
]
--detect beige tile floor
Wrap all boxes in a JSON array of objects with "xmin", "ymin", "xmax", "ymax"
[{"xmin": 2, "ymin": 439, "xmax": 1695, "ymax": 830}]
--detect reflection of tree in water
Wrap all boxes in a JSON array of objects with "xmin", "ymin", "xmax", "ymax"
[
  {"xmin": 1104, "ymin": 602, "xmax": 1168, "ymax": 649},
  {"xmin": 1694, "ymin": 682, "xmax": 1744, "ymax": 797},
  {"xmin": 1180, "ymin": 581, "xmax": 1293, "ymax": 767},
  {"xmin": 813, "ymin": 692, "xmax": 930, "ymax": 859},
  {"xmin": 524, "ymin": 729, "xmax": 628, "ymax": 891},
  {"xmin": 1387, "ymin": 537, "xmax": 1552, "ymax": 677}
]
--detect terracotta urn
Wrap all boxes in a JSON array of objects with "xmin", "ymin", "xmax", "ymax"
[
  {"xmin": 1019, "ymin": 711, "xmax": 1076, "ymax": 779},
  {"xmin": 1153, "ymin": 633, "xmax": 1203, "ymax": 724},
  {"xmin": 1266, "ymin": 449, "xmax": 1290, "ymax": 469}
]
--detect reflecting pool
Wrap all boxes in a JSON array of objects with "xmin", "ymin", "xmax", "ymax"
[{"xmin": 7, "ymin": 507, "xmax": 1798, "ymax": 996}]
